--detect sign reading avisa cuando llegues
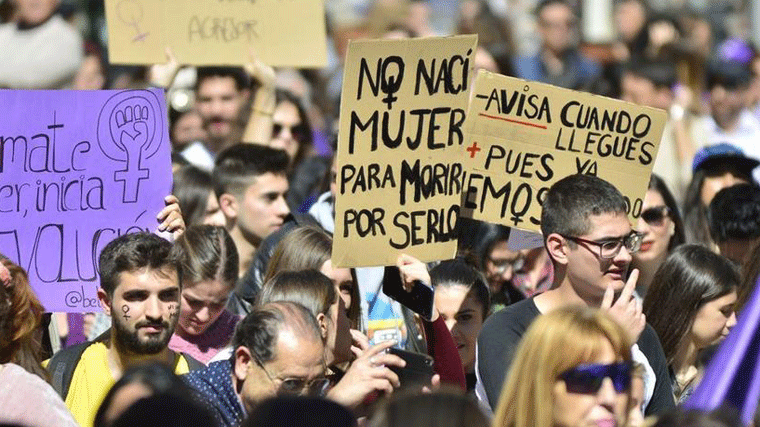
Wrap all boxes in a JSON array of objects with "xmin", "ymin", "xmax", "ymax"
[
  {"xmin": 0, "ymin": 89, "xmax": 172, "ymax": 312},
  {"xmin": 460, "ymin": 71, "xmax": 667, "ymax": 234}
]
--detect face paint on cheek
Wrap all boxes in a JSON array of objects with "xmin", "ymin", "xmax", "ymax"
[
  {"xmin": 168, "ymin": 303, "xmax": 178, "ymax": 319},
  {"xmin": 122, "ymin": 305, "xmax": 130, "ymax": 320}
]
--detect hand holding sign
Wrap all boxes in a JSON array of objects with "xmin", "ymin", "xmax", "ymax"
[
  {"xmin": 148, "ymin": 47, "xmax": 180, "ymax": 88},
  {"xmin": 156, "ymin": 195, "xmax": 186, "ymax": 239}
]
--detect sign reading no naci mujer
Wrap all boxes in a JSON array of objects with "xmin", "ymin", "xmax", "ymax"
[
  {"xmin": 0, "ymin": 89, "xmax": 172, "ymax": 312},
  {"xmin": 332, "ymin": 35, "xmax": 478, "ymax": 268}
]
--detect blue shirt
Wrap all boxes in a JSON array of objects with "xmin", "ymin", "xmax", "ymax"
[
  {"xmin": 512, "ymin": 50, "xmax": 601, "ymax": 90},
  {"xmin": 183, "ymin": 360, "xmax": 245, "ymax": 427}
]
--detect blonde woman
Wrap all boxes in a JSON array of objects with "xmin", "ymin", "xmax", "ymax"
[{"xmin": 493, "ymin": 306, "xmax": 633, "ymax": 427}]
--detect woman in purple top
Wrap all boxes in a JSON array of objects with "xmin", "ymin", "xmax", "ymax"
[{"xmin": 169, "ymin": 225, "xmax": 240, "ymax": 364}]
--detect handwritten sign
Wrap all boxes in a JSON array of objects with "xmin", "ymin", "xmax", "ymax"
[
  {"xmin": 332, "ymin": 35, "xmax": 478, "ymax": 268},
  {"xmin": 104, "ymin": 0, "xmax": 328, "ymax": 67},
  {"xmin": 460, "ymin": 71, "xmax": 666, "ymax": 233},
  {"xmin": 0, "ymin": 89, "xmax": 172, "ymax": 312}
]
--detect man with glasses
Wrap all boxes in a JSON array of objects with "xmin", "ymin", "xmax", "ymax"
[
  {"xmin": 476, "ymin": 174, "xmax": 675, "ymax": 417},
  {"xmin": 184, "ymin": 301, "xmax": 327, "ymax": 427}
]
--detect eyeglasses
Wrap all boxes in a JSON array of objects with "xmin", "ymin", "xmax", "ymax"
[
  {"xmin": 559, "ymin": 362, "xmax": 632, "ymax": 394},
  {"xmin": 252, "ymin": 353, "xmax": 330, "ymax": 396},
  {"xmin": 560, "ymin": 231, "xmax": 644, "ymax": 259},
  {"xmin": 488, "ymin": 255, "xmax": 526, "ymax": 275},
  {"xmin": 641, "ymin": 206, "xmax": 669, "ymax": 227},
  {"xmin": 272, "ymin": 123, "xmax": 309, "ymax": 143}
]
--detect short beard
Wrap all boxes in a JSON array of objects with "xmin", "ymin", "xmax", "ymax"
[{"xmin": 112, "ymin": 316, "xmax": 176, "ymax": 355}]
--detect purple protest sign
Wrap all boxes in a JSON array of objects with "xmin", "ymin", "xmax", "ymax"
[
  {"xmin": 684, "ymin": 274, "xmax": 760, "ymax": 423},
  {"xmin": 0, "ymin": 89, "xmax": 172, "ymax": 312}
]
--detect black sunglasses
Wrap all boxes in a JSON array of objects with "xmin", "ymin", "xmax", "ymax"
[
  {"xmin": 641, "ymin": 206, "xmax": 669, "ymax": 227},
  {"xmin": 272, "ymin": 123, "xmax": 309, "ymax": 143},
  {"xmin": 558, "ymin": 362, "xmax": 632, "ymax": 394}
]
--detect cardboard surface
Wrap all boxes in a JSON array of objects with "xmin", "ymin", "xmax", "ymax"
[
  {"xmin": 460, "ymin": 71, "xmax": 667, "ymax": 233},
  {"xmin": 105, "ymin": 0, "xmax": 328, "ymax": 67},
  {"xmin": 0, "ymin": 89, "xmax": 172, "ymax": 312},
  {"xmin": 332, "ymin": 35, "xmax": 478, "ymax": 268}
]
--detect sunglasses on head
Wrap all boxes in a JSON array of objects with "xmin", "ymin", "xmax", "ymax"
[
  {"xmin": 558, "ymin": 362, "xmax": 632, "ymax": 394},
  {"xmin": 272, "ymin": 123, "xmax": 309, "ymax": 143},
  {"xmin": 641, "ymin": 206, "xmax": 669, "ymax": 227}
]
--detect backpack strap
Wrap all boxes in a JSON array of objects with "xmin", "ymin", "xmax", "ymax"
[
  {"xmin": 181, "ymin": 353, "xmax": 204, "ymax": 372},
  {"xmin": 48, "ymin": 329, "xmax": 110, "ymax": 399},
  {"xmin": 48, "ymin": 341, "xmax": 91, "ymax": 399}
]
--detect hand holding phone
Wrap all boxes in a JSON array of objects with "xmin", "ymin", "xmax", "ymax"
[
  {"xmin": 387, "ymin": 348, "xmax": 435, "ymax": 390},
  {"xmin": 382, "ymin": 265, "xmax": 435, "ymax": 321}
]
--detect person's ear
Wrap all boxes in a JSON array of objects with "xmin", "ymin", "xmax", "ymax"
[
  {"xmin": 234, "ymin": 346, "xmax": 253, "ymax": 381},
  {"xmin": 545, "ymin": 233, "xmax": 569, "ymax": 266},
  {"xmin": 316, "ymin": 312, "xmax": 329, "ymax": 340},
  {"xmin": 97, "ymin": 288, "xmax": 112, "ymax": 316},
  {"xmin": 669, "ymin": 222, "xmax": 675, "ymax": 236},
  {"xmin": 241, "ymin": 88, "xmax": 251, "ymax": 102},
  {"xmin": 219, "ymin": 193, "xmax": 238, "ymax": 220}
]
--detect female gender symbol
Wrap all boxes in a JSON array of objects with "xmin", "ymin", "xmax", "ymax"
[{"xmin": 116, "ymin": 0, "xmax": 149, "ymax": 42}]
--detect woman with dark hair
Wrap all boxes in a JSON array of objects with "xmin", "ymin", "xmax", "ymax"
[
  {"xmin": 172, "ymin": 165, "xmax": 225, "ymax": 227},
  {"xmin": 430, "ymin": 258, "xmax": 490, "ymax": 392},
  {"xmin": 643, "ymin": 245, "xmax": 738, "ymax": 403},
  {"xmin": 682, "ymin": 144, "xmax": 757, "ymax": 249},
  {"xmin": 631, "ymin": 174, "xmax": 685, "ymax": 295},
  {"xmin": 475, "ymin": 225, "xmax": 519, "ymax": 310},
  {"xmin": 269, "ymin": 89, "xmax": 313, "ymax": 170},
  {"xmin": 0, "ymin": 260, "xmax": 78, "ymax": 427},
  {"xmin": 268, "ymin": 89, "xmax": 330, "ymax": 212},
  {"xmin": 475, "ymin": 224, "xmax": 552, "ymax": 311},
  {"xmin": 169, "ymin": 225, "xmax": 241, "ymax": 364}
]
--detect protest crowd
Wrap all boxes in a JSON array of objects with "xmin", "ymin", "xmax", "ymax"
[{"xmin": 3, "ymin": 0, "xmax": 760, "ymax": 426}]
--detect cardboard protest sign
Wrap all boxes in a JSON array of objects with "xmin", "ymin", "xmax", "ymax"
[
  {"xmin": 0, "ymin": 89, "xmax": 172, "ymax": 312},
  {"xmin": 104, "ymin": 0, "xmax": 327, "ymax": 67},
  {"xmin": 460, "ymin": 71, "xmax": 666, "ymax": 233},
  {"xmin": 332, "ymin": 35, "xmax": 478, "ymax": 268}
]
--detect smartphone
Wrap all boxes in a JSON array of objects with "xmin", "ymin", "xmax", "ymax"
[
  {"xmin": 382, "ymin": 266, "xmax": 435, "ymax": 321},
  {"xmin": 388, "ymin": 348, "xmax": 435, "ymax": 389}
]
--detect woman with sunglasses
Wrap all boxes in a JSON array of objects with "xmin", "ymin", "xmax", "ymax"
[
  {"xmin": 631, "ymin": 174, "xmax": 685, "ymax": 296},
  {"xmin": 493, "ymin": 305, "xmax": 633, "ymax": 427},
  {"xmin": 268, "ymin": 89, "xmax": 332, "ymax": 212},
  {"xmin": 643, "ymin": 244, "xmax": 738, "ymax": 403}
]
